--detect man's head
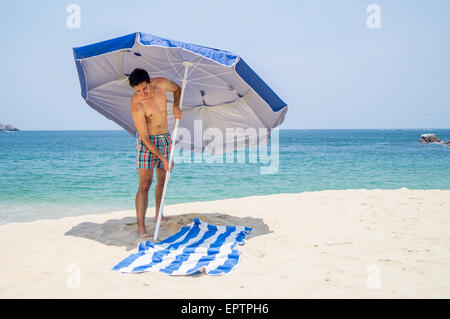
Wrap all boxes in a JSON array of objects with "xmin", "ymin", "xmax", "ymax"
[{"xmin": 129, "ymin": 68, "xmax": 151, "ymax": 97}]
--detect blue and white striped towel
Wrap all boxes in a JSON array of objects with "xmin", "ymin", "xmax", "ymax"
[{"xmin": 112, "ymin": 218, "xmax": 252, "ymax": 275}]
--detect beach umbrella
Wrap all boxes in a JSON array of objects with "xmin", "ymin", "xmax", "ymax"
[{"xmin": 72, "ymin": 32, "xmax": 287, "ymax": 241}]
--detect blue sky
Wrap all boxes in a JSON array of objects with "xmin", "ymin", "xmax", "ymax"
[{"xmin": 0, "ymin": 0, "xmax": 449, "ymax": 130}]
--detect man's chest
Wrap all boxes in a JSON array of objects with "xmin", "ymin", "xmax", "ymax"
[{"xmin": 141, "ymin": 94, "xmax": 167, "ymax": 118}]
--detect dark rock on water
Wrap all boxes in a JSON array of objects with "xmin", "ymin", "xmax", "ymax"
[
  {"xmin": 0, "ymin": 123, "xmax": 20, "ymax": 132},
  {"xmin": 420, "ymin": 134, "xmax": 440, "ymax": 143},
  {"xmin": 420, "ymin": 134, "xmax": 449, "ymax": 146}
]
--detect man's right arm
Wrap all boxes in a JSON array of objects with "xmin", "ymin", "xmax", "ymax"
[{"xmin": 130, "ymin": 101, "xmax": 165, "ymax": 161}]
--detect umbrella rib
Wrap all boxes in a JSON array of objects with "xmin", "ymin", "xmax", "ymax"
[
  {"xmin": 138, "ymin": 50, "xmax": 236, "ymax": 93},
  {"xmin": 139, "ymin": 55, "xmax": 182, "ymax": 79},
  {"xmin": 186, "ymin": 81, "xmax": 230, "ymax": 90},
  {"xmin": 164, "ymin": 48, "xmax": 184, "ymax": 80},
  {"xmin": 166, "ymin": 46, "xmax": 205, "ymax": 80},
  {"xmin": 139, "ymin": 55, "xmax": 173, "ymax": 77},
  {"xmin": 138, "ymin": 53, "xmax": 178, "ymax": 66},
  {"xmin": 189, "ymin": 65, "xmax": 233, "ymax": 88},
  {"xmin": 181, "ymin": 57, "xmax": 233, "ymax": 91},
  {"xmin": 186, "ymin": 56, "xmax": 207, "ymax": 78},
  {"xmin": 186, "ymin": 61, "xmax": 235, "ymax": 68},
  {"xmin": 188, "ymin": 69, "xmax": 235, "ymax": 82}
]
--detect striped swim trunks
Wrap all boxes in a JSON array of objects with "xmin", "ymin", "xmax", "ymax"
[{"xmin": 136, "ymin": 132, "xmax": 172, "ymax": 169}]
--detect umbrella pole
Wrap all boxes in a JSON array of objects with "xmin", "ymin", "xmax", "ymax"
[{"xmin": 153, "ymin": 61, "xmax": 193, "ymax": 242}]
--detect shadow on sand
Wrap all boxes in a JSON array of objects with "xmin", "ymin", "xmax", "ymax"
[{"xmin": 64, "ymin": 212, "xmax": 272, "ymax": 251}]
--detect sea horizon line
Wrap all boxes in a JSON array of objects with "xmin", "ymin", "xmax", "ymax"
[{"xmin": 3, "ymin": 128, "xmax": 450, "ymax": 132}]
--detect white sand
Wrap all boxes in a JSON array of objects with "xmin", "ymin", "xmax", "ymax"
[{"xmin": 0, "ymin": 188, "xmax": 449, "ymax": 298}]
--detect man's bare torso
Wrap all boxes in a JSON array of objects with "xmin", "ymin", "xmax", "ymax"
[{"xmin": 132, "ymin": 82, "xmax": 168, "ymax": 135}]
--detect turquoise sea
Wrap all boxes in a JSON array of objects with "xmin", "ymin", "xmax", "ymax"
[{"xmin": 0, "ymin": 129, "xmax": 449, "ymax": 224}]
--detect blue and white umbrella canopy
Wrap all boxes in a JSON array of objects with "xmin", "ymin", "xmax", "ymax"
[{"xmin": 73, "ymin": 32, "xmax": 287, "ymax": 154}]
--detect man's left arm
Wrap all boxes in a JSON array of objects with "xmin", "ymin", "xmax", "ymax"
[{"xmin": 157, "ymin": 78, "xmax": 182, "ymax": 120}]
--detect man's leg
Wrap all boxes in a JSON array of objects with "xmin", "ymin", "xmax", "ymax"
[
  {"xmin": 154, "ymin": 167, "xmax": 169, "ymax": 223},
  {"xmin": 136, "ymin": 168, "xmax": 153, "ymax": 237}
]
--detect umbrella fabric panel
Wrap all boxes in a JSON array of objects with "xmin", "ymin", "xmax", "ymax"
[
  {"xmin": 112, "ymin": 217, "xmax": 252, "ymax": 275},
  {"xmin": 235, "ymin": 58, "xmax": 286, "ymax": 112},
  {"xmin": 74, "ymin": 59, "xmax": 87, "ymax": 99},
  {"xmin": 138, "ymin": 32, "xmax": 239, "ymax": 67},
  {"xmin": 86, "ymin": 78, "xmax": 137, "ymax": 136},
  {"xmin": 80, "ymin": 53, "xmax": 122, "ymax": 92},
  {"xmin": 169, "ymin": 97, "xmax": 268, "ymax": 154},
  {"xmin": 73, "ymin": 32, "xmax": 136, "ymax": 60},
  {"xmin": 73, "ymin": 33, "xmax": 137, "ymax": 97},
  {"xmin": 244, "ymin": 89, "xmax": 288, "ymax": 129}
]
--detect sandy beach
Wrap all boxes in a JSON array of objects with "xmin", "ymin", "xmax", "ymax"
[{"xmin": 0, "ymin": 188, "xmax": 449, "ymax": 298}]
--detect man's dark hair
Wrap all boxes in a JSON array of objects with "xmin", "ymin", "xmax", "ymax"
[{"xmin": 129, "ymin": 68, "xmax": 150, "ymax": 87}]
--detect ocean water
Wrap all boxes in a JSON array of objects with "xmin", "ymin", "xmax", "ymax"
[{"xmin": 0, "ymin": 129, "xmax": 449, "ymax": 224}]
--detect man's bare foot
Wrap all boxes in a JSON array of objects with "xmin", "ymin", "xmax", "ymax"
[
  {"xmin": 138, "ymin": 231, "xmax": 153, "ymax": 239},
  {"xmin": 154, "ymin": 216, "xmax": 169, "ymax": 223}
]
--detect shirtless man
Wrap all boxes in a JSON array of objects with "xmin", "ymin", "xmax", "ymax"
[{"xmin": 128, "ymin": 68, "xmax": 182, "ymax": 239}]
